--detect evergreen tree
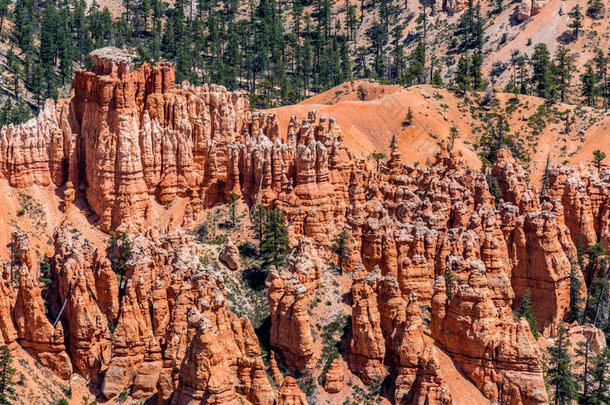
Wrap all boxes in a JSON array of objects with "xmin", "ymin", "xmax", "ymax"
[
  {"xmin": 0, "ymin": 346, "xmax": 16, "ymax": 405},
  {"xmin": 515, "ymin": 291, "xmax": 539, "ymax": 339},
  {"xmin": 580, "ymin": 348, "xmax": 610, "ymax": 404},
  {"xmin": 448, "ymin": 126, "xmax": 460, "ymax": 152},
  {"xmin": 554, "ymin": 45, "xmax": 573, "ymax": 103},
  {"xmin": 405, "ymin": 107, "xmax": 414, "ymax": 125},
  {"xmin": 455, "ymin": 54, "xmax": 471, "ymax": 92},
  {"xmin": 581, "ymin": 65, "xmax": 599, "ymax": 106},
  {"xmin": 592, "ymin": 150, "xmax": 606, "ymax": 173},
  {"xmin": 593, "ymin": 49, "xmax": 609, "ymax": 107},
  {"xmin": 470, "ymin": 50, "xmax": 484, "ymax": 90},
  {"xmin": 260, "ymin": 209, "xmax": 289, "ymax": 269},
  {"xmin": 530, "ymin": 43, "xmax": 555, "ymax": 100},
  {"xmin": 6, "ymin": 48, "xmax": 21, "ymax": 97},
  {"xmin": 371, "ymin": 152, "xmax": 386, "ymax": 171},
  {"xmin": 569, "ymin": 263, "xmax": 584, "ymax": 323},
  {"xmin": 389, "ymin": 134, "xmax": 398, "ymax": 154},
  {"xmin": 331, "ymin": 230, "xmax": 351, "ymax": 272},
  {"xmin": 432, "ymin": 69, "xmax": 443, "ymax": 86},
  {"xmin": 568, "ymin": 5, "xmax": 583, "ymax": 39},
  {"xmin": 546, "ymin": 323, "xmax": 579, "ymax": 405}
]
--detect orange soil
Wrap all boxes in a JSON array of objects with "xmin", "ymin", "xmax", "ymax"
[{"xmin": 266, "ymin": 83, "xmax": 609, "ymax": 184}]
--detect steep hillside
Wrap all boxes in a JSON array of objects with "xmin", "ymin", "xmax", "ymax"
[{"xmin": 267, "ymin": 82, "xmax": 609, "ymax": 181}]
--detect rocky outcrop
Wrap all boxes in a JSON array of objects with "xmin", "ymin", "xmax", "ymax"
[
  {"xmin": 266, "ymin": 240, "xmax": 321, "ymax": 373},
  {"xmin": 3, "ymin": 49, "xmax": 610, "ymax": 405},
  {"xmin": 349, "ymin": 267, "xmax": 387, "ymax": 384},
  {"xmin": 517, "ymin": 0, "xmax": 548, "ymax": 21},
  {"xmin": 171, "ymin": 309, "xmax": 244, "ymax": 405},
  {"xmin": 219, "ymin": 239, "xmax": 240, "ymax": 270},
  {"xmin": 431, "ymin": 266, "xmax": 548, "ymax": 405},
  {"xmin": 350, "ymin": 266, "xmax": 452, "ymax": 403},
  {"xmin": 11, "ymin": 232, "xmax": 73, "ymax": 379},
  {"xmin": 52, "ymin": 224, "xmax": 115, "ymax": 381},
  {"xmin": 323, "ymin": 359, "xmax": 345, "ymax": 393},
  {"xmin": 0, "ymin": 48, "xmax": 353, "ymax": 235},
  {"xmin": 277, "ymin": 377, "xmax": 307, "ymax": 405}
]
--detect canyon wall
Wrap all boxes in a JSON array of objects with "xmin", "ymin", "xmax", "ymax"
[{"xmin": 0, "ymin": 49, "xmax": 608, "ymax": 404}]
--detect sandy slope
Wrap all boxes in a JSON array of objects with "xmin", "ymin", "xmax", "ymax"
[{"xmin": 266, "ymin": 82, "xmax": 609, "ymax": 183}]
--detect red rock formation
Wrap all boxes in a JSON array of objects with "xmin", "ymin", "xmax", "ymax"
[
  {"xmin": 517, "ymin": 0, "xmax": 548, "ymax": 21},
  {"xmin": 52, "ymin": 224, "xmax": 114, "ymax": 381},
  {"xmin": 277, "ymin": 376, "xmax": 307, "ymax": 405},
  {"xmin": 11, "ymin": 232, "xmax": 73, "ymax": 379},
  {"xmin": 349, "ymin": 267, "xmax": 387, "ymax": 384},
  {"xmin": 350, "ymin": 266, "xmax": 452, "ymax": 403},
  {"xmin": 219, "ymin": 239, "xmax": 240, "ymax": 270},
  {"xmin": 3, "ymin": 50, "xmax": 610, "ymax": 405},
  {"xmin": 266, "ymin": 240, "xmax": 321, "ymax": 373},
  {"xmin": 323, "ymin": 359, "xmax": 345, "ymax": 393},
  {"xmin": 431, "ymin": 266, "xmax": 548, "ymax": 405},
  {"xmin": 171, "ymin": 309, "xmax": 245, "ymax": 405},
  {"xmin": 0, "ymin": 267, "xmax": 17, "ymax": 349}
]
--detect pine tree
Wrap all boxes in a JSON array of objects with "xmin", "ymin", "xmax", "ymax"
[
  {"xmin": 405, "ymin": 107, "xmax": 414, "ymax": 125},
  {"xmin": 593, "ymin": 49, "xmax": 609, "ymax": 107},
  {"xmin": 530, "ymin": 43, "xmax": 555, "ymax": 100},
  {"xmin": 580, "ymin": 348, "xmax": 610, "ymax": 404},
  {"xmin": 569, "ymin": 263, "xmax": 584, "ymax": 323},
  {"xmin": 455, "ymin": 54, "xmax": 470, "ymax": 92},
  {"xmin": 515, "ymin": 291, "xmax": 539, "ymax": 339},
  {"xmin": 568, "ymin": 5, "xmax": 583, "ymax": 39},
  {"xmin": 546, "ymin": 323, "xmax": 579, "ymax": 405},
  {"xmin": 554, "ymin": 45, "xmax": 573, "ymax": 103},
  {"xmin": 331, "ymin": 230, "xmax": 351, "ymax": 272},
  {"xmin": 448, "ymin": 126, "xmax": 460, "ymax": 152},
  {"xmin": 470, "ymin": 50, "xmax": 484, "ymax": 90},
  {"xmin": 389, "ymin": 134, "xmax": 398, "ymax": 154},
  {"xmin": 0, "ymin": 346, "xmax": 16, "ymax": 405},
  {"xmin": 371, "ymin": 152, "xmax": 386, "ymax": 171},
  {"xmin": 432, "ymin": 69, "xmax": 443, "ymax": 86},
  {"xmin": 260, "ymin": 209, "xmax": 289, "ymax": 269},
  {"xmin": 581, "ymin": 65, "xmax": 599, "ymax": 106},
  {"xmin": 592, "ymin": 150, "xmax": 606, "ymax": 173},
  {"xmin": 6, "ymin": 48, "xmax": 21, "ymax": 97}
]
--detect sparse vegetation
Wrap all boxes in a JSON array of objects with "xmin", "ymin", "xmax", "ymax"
[{"xmin": 0, "ymin": 346, "xmax": 16, "ymax": 405}]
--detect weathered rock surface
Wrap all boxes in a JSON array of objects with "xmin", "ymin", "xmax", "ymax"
[
  {"xmin": 323, "ymin": 359, "xmax": 345, "ymax": 393},
  {"xmin": 431, "ymin": 267, "xmax": 548, "ymax": 405},
  {"xmin": 277, "ymin": 376, "xmax": 307, "ymax": 405},
  {"xmin": 517, "ymin": 0, "xmax": 548, "ymax": 21},
  {"xmin": 219, "ymin": 239, "xmax": 240, "ymax": 270},
  {"xmin": 2, "ymin": 50, "xmax": 610, "ymax": 405},
  {"xmin": 266, "ymin": 240, "xmax": 322, "ymax": 374}
]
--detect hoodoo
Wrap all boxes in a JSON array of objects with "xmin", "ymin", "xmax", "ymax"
[{"xmin": 0, "ymin": 45, "xmax": 608, "ymax": 405}]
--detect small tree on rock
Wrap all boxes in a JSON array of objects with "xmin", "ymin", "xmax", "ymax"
[
  {"xmin": 371, "ymin": 152, "xmax": 386, "ymax": 172},
  {"xmin": 448, "ymin": 126, "xmax": 460, "ymax": 152},
  {"xmin": 331, "ymin": 230, "xmax": 351, "ymax": 272},
  {"xmin": 592, "ymin": 150, "xmax": 606, "ymax": 173},
  {"xmin": 515, "ymin": 291, "xmax": 539, "ymax": 339},
  {"xmin": 389, "ymin": 134, "xmax": 398, "ymax": 154}
]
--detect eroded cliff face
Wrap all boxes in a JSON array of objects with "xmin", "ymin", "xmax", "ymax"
[{"xmin": 1, "ymin": 49, "xmax": 609, "ymax": 405}]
